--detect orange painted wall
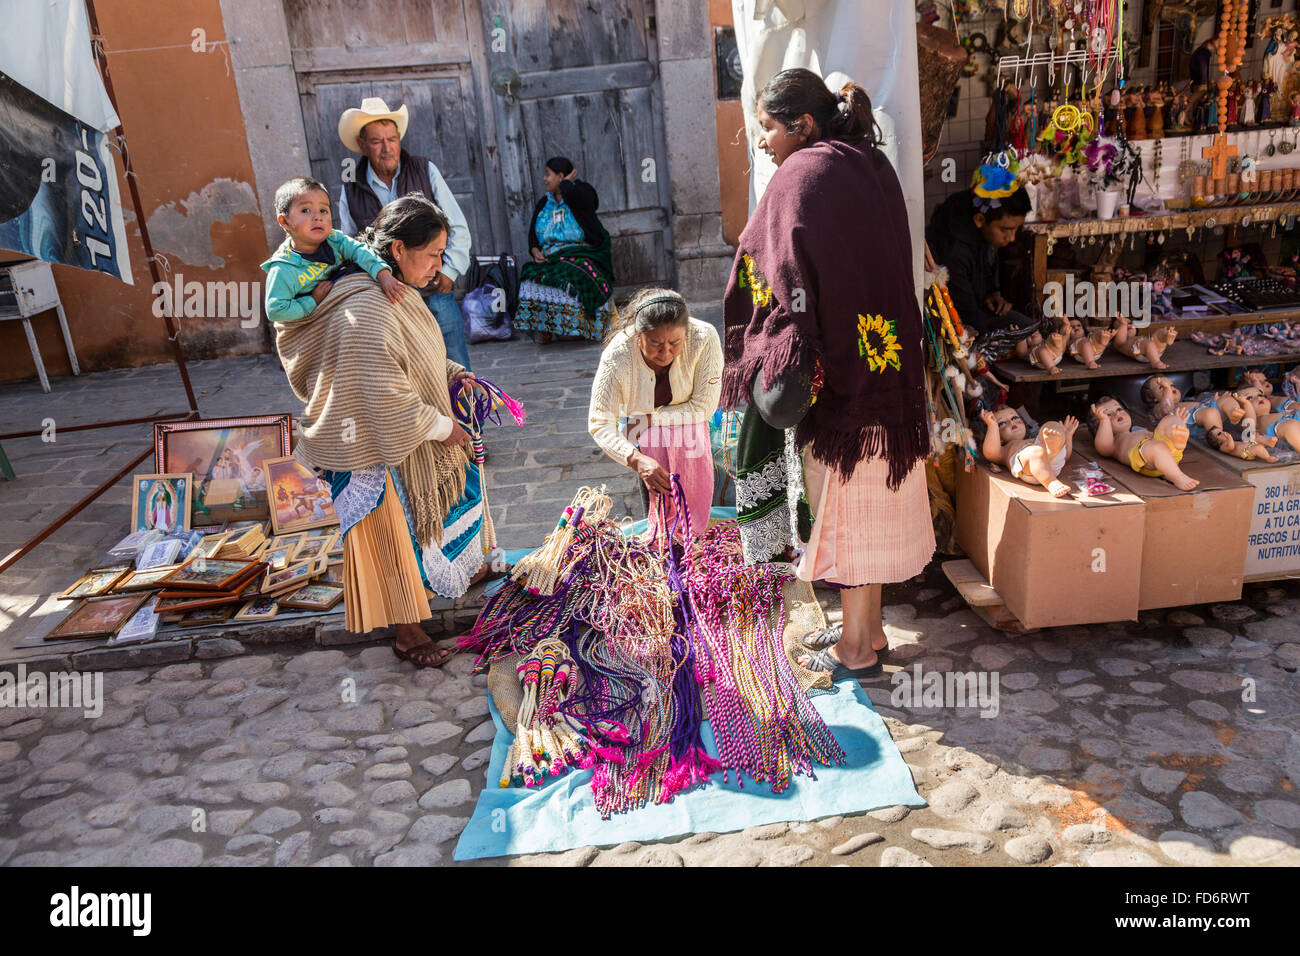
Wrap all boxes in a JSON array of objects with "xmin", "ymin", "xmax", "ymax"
[
  {"xmin": 711, "ymin": 0, "xmax": 749, "ymax": 246},
  {"xmin": 0, "ymin": 0, "xmax": 271, "ymax": 386}
]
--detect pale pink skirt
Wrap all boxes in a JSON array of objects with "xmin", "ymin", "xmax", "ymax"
[
  {"xmin": 641, "ymin": 420, "xmax": 714, "ymax": 540},
  {"xmin": 796, "ymin": 450, "xmax": 935, "ymax": 587}
]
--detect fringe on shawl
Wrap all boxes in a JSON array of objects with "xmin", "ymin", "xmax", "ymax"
[
  {"xmin": 400, "ymin": 443, "xmax": 469, "ymax": 548},
  {"xmin": 797, "ymin": 414, "xmax": 931, "ymax": 491},
  {"xmin": 719, "ymin": 311, "xmax": 812, "ymax": 411}
]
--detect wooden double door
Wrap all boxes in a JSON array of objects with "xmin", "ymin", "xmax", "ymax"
[{"xmin": 284, "ymin": 0, "xmax": 673, "ymax": 291}]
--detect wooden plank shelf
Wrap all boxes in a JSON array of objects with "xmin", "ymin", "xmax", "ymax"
[
  {"xmin": 1023, "ymin": 200, "xmax": 1300, "ymax": 239},
  {"xmin": 995, "ymin": 340, "xmax": 1300, "ymax": 384}
]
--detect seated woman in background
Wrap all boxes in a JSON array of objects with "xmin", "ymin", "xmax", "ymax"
[
  {"xmin": 588, "ymin": 288, "xmax": 722, "ymax": 540},
  {"xmin": 514, "ymin": 156, "xmax": 616, "ymax": 344}
]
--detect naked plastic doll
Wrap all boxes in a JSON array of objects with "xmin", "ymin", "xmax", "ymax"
[
  {"xmin": 1139, "ymin": 374, "xmax": 1258, "ymax": 433},
  {"xmin": 1241, "ymin": 367, "xmax": 1300, "ymax": 412},
  {"xmin": 1014, "ymin": 318, "xmax": 1070, "ymax": 375},
  {"xmin": 1067, "ymin": 318, "xmax": 1115, "ymax": 369},
  {"xmin": 1249, "ymin": 405, "xmax": 1300, "ymax": 453},
  {"xmin": 1205, "ymin": 424, "xmax": 1280, "ymax": 462},
  {"xmin": 1112, "ymin": 315, "xmax": 1177, "ymax": 369},
  {"xmin": 1230, "ymin": 384, "xmax": 1272, "ymax": 433},
  {"xmin": 1090, "ymin": 396, "xmax": 1200, "ymax": 491},
  {"xmin": 980, "ymin": 406, "xmax": 1078, "ymax": 497}
]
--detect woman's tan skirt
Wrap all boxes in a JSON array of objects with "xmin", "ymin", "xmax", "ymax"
[{"xmin": 342, "ymin": 472, "xmax": 430, "ymax": 633}]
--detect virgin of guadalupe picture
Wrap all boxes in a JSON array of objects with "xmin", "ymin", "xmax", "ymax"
[{"xmin": 131, "ymin": 473, "xmax": 193, "ymax": 535}]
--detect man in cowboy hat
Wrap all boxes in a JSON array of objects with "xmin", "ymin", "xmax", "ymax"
[{"xmin": 337, "ymin": 96, "xmax": 474, "ymax": 369}]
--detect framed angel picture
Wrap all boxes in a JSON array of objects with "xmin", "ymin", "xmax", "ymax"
[
  {"xmin": 155, "ymin": 415, "xmax": 291, "ymax": 527},
  {"xmin": 263, "ymin": 456, "xmax": 337, "ymax": 535}
]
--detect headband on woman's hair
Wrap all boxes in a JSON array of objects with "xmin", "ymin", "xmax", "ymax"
[{"xmin": 634, "ymin": 291, "xmax": 686, "ymax": 313}]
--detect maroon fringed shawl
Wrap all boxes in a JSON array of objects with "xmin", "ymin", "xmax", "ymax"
[{"xmin": 721, "ymin": 138, "xmax": 929, "ymax": 490}]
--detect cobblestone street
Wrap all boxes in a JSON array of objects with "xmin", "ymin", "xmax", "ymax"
[{"xmin": 1, "ymin": 314, "xmax": 1299, "ymax": 867}]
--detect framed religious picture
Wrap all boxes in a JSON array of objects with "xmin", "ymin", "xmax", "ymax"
[
  {"xmin": 278, "ymin": 583, "xmax": 344, "ymax": 612},
  {"xmin": 176, "ymin": 604, "xmax": 236, "ymax": 628},
  {"xmin": 261, "ymin": 561, "xmax": 314, "ymax": 595},
  {"xmin": 263, "ymin": 456, "xmax": 338, "ymax": 535},
  {"xmin": 130, "ymin": 473, "xmax": 193, "ymax": 535},
  {"xmin": 112, "ymin": 565, "xmax": 180, "ymax": 592},
  {"xmin": 266, "ymin": 532, "xmax": 307, "ymax": 557},
  {"xmin": 158, "ymin": 558, "xmax": 259, "ymax": 592},
  {"xmin": 234, "ymin": 594, "xmax": 280, "ymax": 622},
  {"xmin": 59, "ymin": 564, "xmax": 135, "ymax": 601},
  {"xmin": 154, "ymin": 415, "xmax": 292, "ymax": 527},
  {"xmin": 304, "ymin": 525, "xmax": 339, "ymax": 540},
  {"xmin": 260, "ymin": 545, "xmax": 297, "ymax": 572},
  {"xmin": 320, "ymin": 558, "xmax": 344, "ymax": 585},
  {"xmin": 47, "ymin": 593, "xmax": 149, "ymax": 640}
]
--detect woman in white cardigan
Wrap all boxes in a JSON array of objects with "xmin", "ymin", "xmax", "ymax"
[{"xmin": 588, "ymin": 288, "xmax": 723, "ymax": 539}]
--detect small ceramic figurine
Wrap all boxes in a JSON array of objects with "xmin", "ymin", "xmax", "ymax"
[
  {"xmin": 980, "ymin": 407, "xmax": 1079, "ymax": 498},
  {"xmin": 1067, "ymin": 318, "xmax": 1115, "ymax": 369},
  {"xmin": 1090, "ymin": 396, "xmax": 1200, "ymax": 491},
  {"xmin": 1247, "ymin": 404, "xmax": 1300, "ymax": 453},
  {"xmin": 1242, "ymin": 80, "xmax": 1258, "ymax": 126},
  {"xmin": 1139, "ymin": 376, "xmax": 1273, "ymax": 461},
  {"xmin": 1205, "ymin": 424, "xmax": 1280, "ymax": 461},
  {"xmin": 1129, "ymin": 87, "xmax": 1148, "ymax": 139},
  {"xmin": 1290, "ymin": 91, "xmax": 1300, "ymax": 126},
  {"xmin": 1261, "ymin": 77, "xmax": 1276, "ymax": 123},
  {"xmin": 1014, "ymin": 318, "xmax": 1070, "ymax": 374},
  {"xmin": 1113, "ymin": 316, "xmax": 1177, "ymax": 369},
  {"xmin": 1231, "ymin": 384, "xmax": 1273, "ymax": 432},
  {"xmin": 1148, "ymin": 85, "xmax": 1165, "ymax": 138},
  {"xmin": 1226, "ymin": 78, "xmax": 1241, "ymax": 126}
]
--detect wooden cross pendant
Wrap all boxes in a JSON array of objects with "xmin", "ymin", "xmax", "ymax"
[{"xmin": 1203, "ymin": 134, "xmax": 1238, "ymax": 180}]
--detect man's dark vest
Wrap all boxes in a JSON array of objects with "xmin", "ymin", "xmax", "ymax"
[{"xmin": 342, "ymin": 148, "xmax": 435, "ymax": 235}]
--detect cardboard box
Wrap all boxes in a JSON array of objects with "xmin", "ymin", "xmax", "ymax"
[
  {"xmin": 1075, "ymin": 436, "xmax": 1253, "ymax": 608},
  {"xmin": 956, "ymin": 453, "xmax": 1145, "ymax": 629},
  {"xmin": 1184, "ymin": 437, "xmax": 1300, "ymax": 581}
]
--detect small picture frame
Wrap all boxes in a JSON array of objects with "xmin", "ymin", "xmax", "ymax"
[
  {"xmin": 59, "ymin": 564, "xmax": 135, "ymax": 601},
  {"xmin": 328, "ymin": 537, "xmax": 344, "ymax": 558},
  {"xmin": 189, "ymin": 531, "xmax": 232, "ymax": 560},
  {"xmin": 262, "ymin": 560, "xmax": 314, "ymax": 595},
  {"xmin": 267, "ymin": 532, "xmax": 307, "ymax": 557},
  {"xmin": 112, "ymin": 565, "xmax": 180, "ymax": 592},
  {"xmin": 234, "ymin": 595, "xmax": 280, "ymax": 622},
  {"xmin": 260, "ymin": 545, "xmax": 297, "ymax": 571},
  {"xmin": 278, "ymin": 583, "xmax": 344, "ymax": 611},
  {"xmin": 136, "ymin": 538, "xmax": 184, "ymax": 570},
  {"xmin": 158, "ymin": 558, "xmax": 259, "ymax": 592},
  {"xmin": 305, "ymin": 525, "xmax": 340, "ymax": 540},
  {"xmin": 131, "ymin": 473, "xmax": 193, "ymax": 535},
  {"xmin": 47, "ymin": 593, "xmax": 149, "ymax": 640},
  {"xmin": 320, "ymin": 559, "xmax": 344, "ymax": 585},
  {"xmin": 263, "ymin": 456, "xmax": 338, "ymax": 535},
  {"xmin": 176, "ymin": 604, "xmax": 236, "ymax": 628}
]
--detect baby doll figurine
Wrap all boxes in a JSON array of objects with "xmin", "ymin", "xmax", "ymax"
[
  {"xmin": 1067, "ymin": 318, "xmax": 1115, "ymax": 369},
  {"xmin": 1231, "ymin": 383, "xmax": 1272, "ymax": 432},
  {"xmin": 1205, "ymin": 424, "xmax": 1280, "ymax": 462},
  {"xmin": 1238, "ymin": 368, "xmax": 1300, "ymax": 411},
  {"xmin": 980, "ymin": 407, "xmax": 1079, "ymax": 498},
  {"xmin": 1014, "ymin": 318, "xmax": 1070, "ymax": 374},
  {"xmin": 1113, "ymin": 315, "xmax": 1177, "ymax": 369},
  {"xmin": 1090, "ymin": 396, "xmax": 1200, "ymax": 491}
]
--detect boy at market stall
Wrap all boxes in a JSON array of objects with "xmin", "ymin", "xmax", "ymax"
[
  {"xmin": 261, "ymin": 176, "xmax": 405, "ymax": 323},
  {"xmin": 925, "ymin": 165, "xmax": 1038, "ymax": 357}
]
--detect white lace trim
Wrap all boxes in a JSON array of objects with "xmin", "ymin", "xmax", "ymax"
[
  {"xmin": 740, "ymin": 507, "xmax": 792, "ymax": 564},
  {"xmin": 422, "ymin": 526, "xmax": 485, "ymax": 599},
  {"xmin": 784, "ymin": 428, "xmax": 806, "ymax": 559},
  {"xmin": 735, "ymin": 454, "xmax": 787, "ymax": 510}
]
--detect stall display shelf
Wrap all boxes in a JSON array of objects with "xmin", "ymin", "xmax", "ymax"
[{"xmin": 994, "ymin": 340, "xmax": 1300, "ymax": 384}]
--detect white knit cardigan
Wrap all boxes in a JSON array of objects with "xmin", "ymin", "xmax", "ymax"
[{"xmin": 587, "ymin": 317, "xmax": 724, "ymax": 465}]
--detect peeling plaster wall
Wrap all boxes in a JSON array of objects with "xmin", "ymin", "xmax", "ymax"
[{"xmin": 0, "ymin": 0, "xmax": 273, "ymax": 385}]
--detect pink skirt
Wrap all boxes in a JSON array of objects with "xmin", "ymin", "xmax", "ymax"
[
  {"xmin": 796, "ymin": 450, "xmax": 935, "ymax": 587},
  {"xmin": 640, "ymin": 420, "xmax": 714, "ymax": 540}
]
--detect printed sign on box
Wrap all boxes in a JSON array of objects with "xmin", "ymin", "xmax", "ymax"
[{"xmin": 1243, "ymin": 463, "xmax": 1300, "ymax": 577}]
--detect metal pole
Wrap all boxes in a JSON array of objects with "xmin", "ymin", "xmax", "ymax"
[{"xmin": 84, "ymin": 0, "xmax": 200, "ymax": 415}]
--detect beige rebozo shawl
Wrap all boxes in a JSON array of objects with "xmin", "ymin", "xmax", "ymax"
[{"xmin": 274, "ymin": 272, "xmax": 469, "ymax": 546}]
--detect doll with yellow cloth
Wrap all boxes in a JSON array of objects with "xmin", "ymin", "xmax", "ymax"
[{"xmin": 1089, "ymin": 395, "xmax": 1200, "ymax": 491}]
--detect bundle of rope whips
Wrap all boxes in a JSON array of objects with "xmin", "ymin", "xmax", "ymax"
[
  {"xmin": 510, "ymin": 485, "xmax": 613, "ymax": 596},
  {"xmin": 673, "ymin": 480, "xmax": 845, "ymax": 792},
  {"xmin": 500, "ymin": 637, "xmax": 615, "ymax": 788},
  {"xmin": 449, "ymin": 377, "xmax": 526, "ymax": 556}
]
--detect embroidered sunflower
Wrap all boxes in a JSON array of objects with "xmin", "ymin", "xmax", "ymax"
[
  {"xmin": 857, "ymin": 313, "xmax": 902, "ymax": 373},
  {"xmin": 738, "ymin": 253, "xmax": 773, "ymax": 308}
]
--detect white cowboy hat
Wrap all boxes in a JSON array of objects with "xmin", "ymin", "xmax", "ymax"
[{"xmin": 337, "ymin": 97, "xmax": 409, "ymax": 151}]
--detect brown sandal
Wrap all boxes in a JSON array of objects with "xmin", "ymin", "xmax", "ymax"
[{"xmin": 393, "ymin": 639, "xmax": 454, "ymax": 669}]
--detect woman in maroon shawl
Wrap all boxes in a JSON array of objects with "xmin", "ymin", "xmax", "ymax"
[{"xmin": 722, "ymin": 68, "xmax": 935, "ymax": 680}]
